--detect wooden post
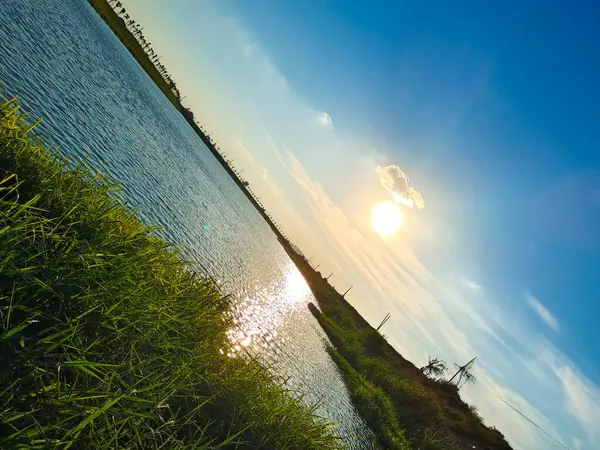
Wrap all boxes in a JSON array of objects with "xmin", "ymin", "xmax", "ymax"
[{"xmin": 376, "ymin": 313, "xmax": 391, "ymax": 331}]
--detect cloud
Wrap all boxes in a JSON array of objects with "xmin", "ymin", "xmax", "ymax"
[
  {"xmin": 461, "ymin": 276, "xmax": 482, "ymax": 292},
  {"xmin": 376, "ymin": 165, "xmax": 425, "ymax": 209},
  {"xmin": 275, "ymin": 147, "xmax": 596, "ymax": 449},
  {"xmin": 231, "ymin": 136, "xmax": 269, "ymax": 178},
  {"xmin": 542, "ymin": 347, "xmax": 600, "ymax": 443},
  {"xmin": 155, "ymin": 6, "xmax": 599, "ymax": 447},
  {"xmin": 318, "ymin": 111, "xmax": 333, "ymax": 128},
  {"xmin": 526, "ymin": 291, "xmax": 560, "ymax": 332},
  {"xmin": 558, "ymin": 365, "xmax": 600, "ymax": 438}
]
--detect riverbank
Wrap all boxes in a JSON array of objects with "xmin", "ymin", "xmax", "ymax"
[
  {"xmin": 85, "ymin": 2, "xmax": 512, "ymax": 448},
  {"xmin": 285, "ymin": 248, "xmax": 512, "ymax": 450},
  {"xmin": 87, "ymin": 0, "xmax": 287, "ymax": 245},
  {"xmin": 0, "ymin": 98, "xmax": 341, "ymax": 449}
]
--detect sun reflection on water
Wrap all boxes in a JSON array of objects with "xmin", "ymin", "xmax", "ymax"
[{"xmin": 223, "ymin": 263, "xmax": 311, "ymax": 357}]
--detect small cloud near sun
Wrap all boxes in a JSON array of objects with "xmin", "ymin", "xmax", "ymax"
[
  {"xmin": 376, "ymin": 165, "xmax": 425, "ymax": 209},
  {"xmin": 317, "ymin": 111, "xmax": 333, "ymax": 128}
]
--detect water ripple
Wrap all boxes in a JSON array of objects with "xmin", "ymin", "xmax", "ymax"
[{"xmin": 0, "ymin": 1, "xmax": 376, "ymax": 447}]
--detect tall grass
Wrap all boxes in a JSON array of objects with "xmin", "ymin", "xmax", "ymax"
[
  {"xmin": 0, "ymin": 97, "xmax": 342, "ymax": 449},
  {"xmin": 326, "ymin": 347, "xmax": 411, "ymax": 450},
  {"xmin": 306, "ymin": 291, "xmax": 512, "ymax": 450}
]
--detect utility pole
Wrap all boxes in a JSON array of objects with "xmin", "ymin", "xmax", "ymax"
[
  {"xmin": 342, "ymin": 285, "xmax": 353, "ymax": 297},
  {"xmin": 448, "ymin": 356, "xmax": 477, "ymax": 387},
  {"xmin": 375, "ymin": 312, "xmax": 391, "ymax": 331},
  {"xmin": 325, "ymin": 272, "xmax": 333, "ymax": 280}
]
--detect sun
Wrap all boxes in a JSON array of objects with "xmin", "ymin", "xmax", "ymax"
[{"xmin": 370, "ymin": 202, "xmax": 404, "ymax": 237}]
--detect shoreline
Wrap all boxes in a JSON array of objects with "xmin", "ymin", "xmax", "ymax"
[
  {"xmin": 85, "ymin": 1, "xmax": 514, "ymax": 448},
  {"xmin": 87, "ymin": 0, "xmax": 288, "ymax": 245},
  {"xmin": 0, "ymin": 97, "xmax": 341, "ymax": 449},
  {"xmin": 292, "ymin": 249, "xmax": 512, "ymax": 449}
]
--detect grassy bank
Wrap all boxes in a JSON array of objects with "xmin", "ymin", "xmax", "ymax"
[
  {"xmin": 0, "ymin": 98, "xmax": 341, "ymax": 449},
  {"xmin": 286, "ymin": 248, "xmax": 512, "ymax": 450},
  {"xmin": 326, "ymin": 346, "xmax": 411, "ymax": 449}
]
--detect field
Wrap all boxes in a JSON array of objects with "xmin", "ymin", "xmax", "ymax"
[
  {"xmin": 0, "ymin": 98, "xmax": 342, "ymax": 449},
  {"xmin": 285, "ymin": 248, "xmax": 512, "ymax": 450}
]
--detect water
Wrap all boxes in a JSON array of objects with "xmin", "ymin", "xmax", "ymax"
[{"xmin": 0, "ymin": 0, "xmax": 376, "ymax": 447}]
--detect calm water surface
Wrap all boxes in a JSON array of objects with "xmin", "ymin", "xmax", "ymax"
[{"xmin": 0, "ymin": 0, "xmax": 376, "ymax": 447}]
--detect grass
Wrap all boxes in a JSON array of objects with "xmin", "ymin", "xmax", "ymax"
[
  {"xmin": 289, "ymin": 248, "xmax": 513, "ymax": 450},
  {"xmin": 71, "ymin": 3, "xmax": 507, "ymax": 448},
  {"xmin": 326, "ymin": 347, "xmax": 411, "ymax": 450},
  {"xmin": 0, "ymin": 97, "xmax": 342, "ymax": 449}
]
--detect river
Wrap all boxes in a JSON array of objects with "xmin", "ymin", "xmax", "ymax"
[{"xmin": 0, "ymin": 0, "xmax": 376, "ymax": 448}]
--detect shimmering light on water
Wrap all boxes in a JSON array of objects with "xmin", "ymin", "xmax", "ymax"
[
  {"xmin": 0, "ymin": 1, "xmax": 377, "ymax": 447},
  {"xmin": 226, "ymin": 263, "xmax": 312, "ymax": 356}
]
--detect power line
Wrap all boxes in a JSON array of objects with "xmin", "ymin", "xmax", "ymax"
[
  {"xmin": 391, "ymin": 323, "xmax": 571, "ymax": 450},
  {"xmin": 471, "ymin": 375, "xmax": 571, "ymax": 450}
]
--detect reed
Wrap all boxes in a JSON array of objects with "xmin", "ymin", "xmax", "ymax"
[{"xmin": 0, "ymin": 97, "xmax": 342, "ymax": 449}]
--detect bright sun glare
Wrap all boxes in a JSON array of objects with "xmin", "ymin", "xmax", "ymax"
[{"xmin": 370, "ymin": 202, "xmax": 404, "ymax": 237}]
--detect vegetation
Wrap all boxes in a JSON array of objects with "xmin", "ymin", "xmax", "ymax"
[
  {"xmin": 88, "ymin": 0, "xmax": 180, "ymax": 106},
  {"xmin": 326, "ymin": 347, "xmax": 411, "ymax": 449},
  {"xmin": 0, "ymin": 98, "xmax": 342, "ymax": 449},
  {"xmin": 83, "ymin": 2, "xmax": 509, "ymax": 448},
  {"xmin": 289, "ymin": 251, "xmax": 512, "ymax": 450},
  {"xmin": 420, "ymin": 357, "xmax": 447, "ymax": 379}
]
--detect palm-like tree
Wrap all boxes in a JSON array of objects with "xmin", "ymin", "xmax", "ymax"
[
  {"xmin": 448, "ymin": 356, "xmax": 477, "ymax": 389},
  {"xmin": 420, "ymin": 357, "xmax": 447, "ymax": 378}
]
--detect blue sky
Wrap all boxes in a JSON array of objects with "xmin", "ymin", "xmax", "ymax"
[{"xmin": 122, "ymin": 1, "xmax": 600, "ymax": 448}]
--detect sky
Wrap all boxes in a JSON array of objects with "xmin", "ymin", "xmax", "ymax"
[{"xmin": 120, "ymin": 1, "xmax": 600, "ymax": 448}]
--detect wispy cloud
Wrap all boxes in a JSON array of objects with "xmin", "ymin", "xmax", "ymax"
[
  {"xmin": 557, "ymin": 365, "xmax": 600, "ymax": 439},
  {"xmin": 160, "ymin": 6, "xmax": 599, "ymax": 447},
  {"xmin": 274, "ymin": 145, "xmax": 593, "ymax": 449},
  {"xmin": 526, "ymin": 291, "xmax": 560, "ymax": 332},
  {"xmin": 461, "ymin": 276, "xmax": 482, "ymax": 292},
  {"xmin": 376, "ymin": 165, "xmax": 425, "ymax": 209}
]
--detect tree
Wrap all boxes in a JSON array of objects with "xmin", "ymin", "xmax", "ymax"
[
  {"xmin": 420, "ymin": 357, "xmax": 447, "ymax": 378},
  {"xmin": 448, "ymin": 356, "xmax": 477, "ymax": 389}
]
